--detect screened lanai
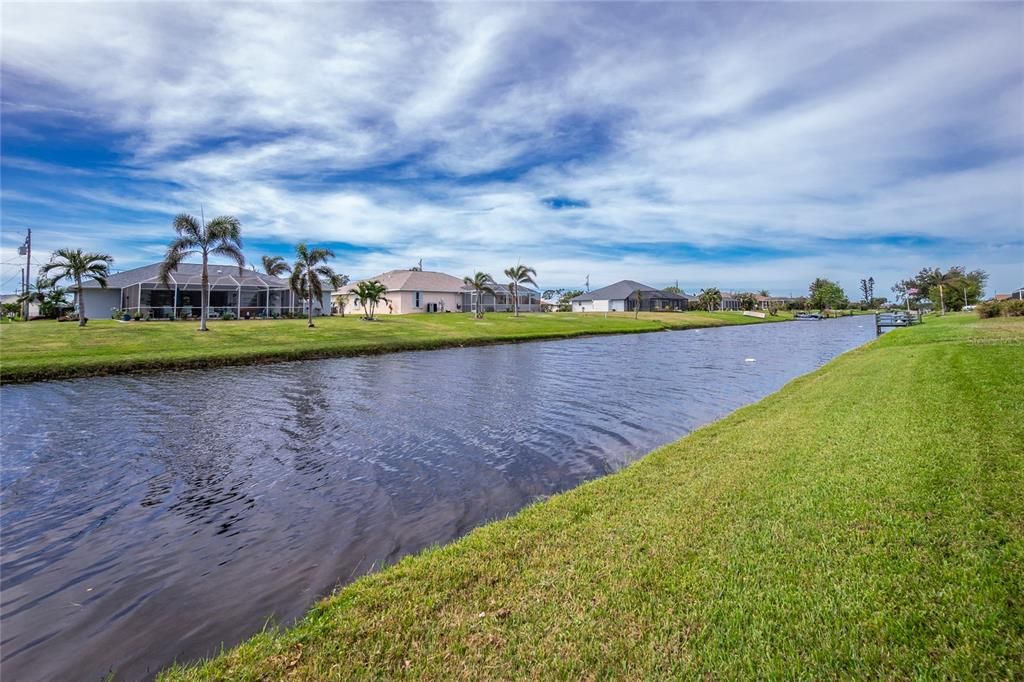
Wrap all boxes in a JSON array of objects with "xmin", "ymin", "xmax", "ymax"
[{"xmin": 78, "ymin": 262, "xmax": 325, "ymax": 320}]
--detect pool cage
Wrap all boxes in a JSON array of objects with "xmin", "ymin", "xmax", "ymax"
[
  {"xmin": 120, "ymin": 270, "xmax": 314, "ymax": 320},
  {"xmin": 460, "ymin": 285, "xmax": 543, "ymax": 313}
]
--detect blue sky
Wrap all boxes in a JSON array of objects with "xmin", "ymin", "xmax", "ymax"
[{"xmin": 2, "ymin": 2, "xmax": 1022, "ymax": 297}]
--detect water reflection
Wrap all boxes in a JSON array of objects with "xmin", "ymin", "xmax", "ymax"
[{"xmin": 1, "ymin": 317, "xmax": 873, "ymax": 680}]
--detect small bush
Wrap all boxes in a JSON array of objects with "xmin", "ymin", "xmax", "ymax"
[
  {"xmin": 975, "ymin": 301, "xmax": 998, "ymax": 318},
  {"xmin": 221, "ymin": 310, "xmax": 236, "ymax": 321},
  {"xmin": 1003, "ymin": 299, "xmax": 1024, "ymax": 317}
]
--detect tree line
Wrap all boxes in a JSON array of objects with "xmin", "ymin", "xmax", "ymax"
[{"xmin": 891, "ymin": 266, "xmax": 988, "ymax": 314}]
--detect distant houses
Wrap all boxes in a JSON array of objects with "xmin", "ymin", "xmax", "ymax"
[
  {"xmin": 570, "ymin": 280, "xmax": 688, "ymax": 312},
  {"xmin": 337, "ymin": 269, "xmax": 542, "ymax": 315},
  {"xmin": 58, "ymin": 258, "xmax": 799, "ymax": 320},
  {"xmin": 994, "ymin": 287, "xmax": 1024, "ymax": 301}
]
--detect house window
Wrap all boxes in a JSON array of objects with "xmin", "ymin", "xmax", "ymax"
[{"xmin": 415, "ymin": 291, "xmax": 422, "ymax": 308}]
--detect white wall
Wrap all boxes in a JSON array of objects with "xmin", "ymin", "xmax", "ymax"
[
  {"xmin": 79, "ymin": 288, "xmax": 121, "ymax": 320},
  {"xmin": 573, "ymin": 299, "xmax": 626, "ymax": 312}
]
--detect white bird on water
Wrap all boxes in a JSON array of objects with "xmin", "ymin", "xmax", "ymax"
[{"xmin": 744, "ymin": 358, "xmax": 756, "ymax": 362}]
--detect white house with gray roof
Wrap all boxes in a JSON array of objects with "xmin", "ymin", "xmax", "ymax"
[
  {"xmin": 76, "ymin": 262, "xmax": 331, "ymax": 320},
  {"xmin": 570, "ymin": 280, "xmax": 688, "ymax": 313}
]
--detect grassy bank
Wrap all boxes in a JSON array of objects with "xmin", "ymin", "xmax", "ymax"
[
  {"xmin": 0, "ymin": 310, "xmax": 788, "ymax": 384},
  {"xmin": 162, "ymin": 314, "xmax": 1023, "ymax": 679}
]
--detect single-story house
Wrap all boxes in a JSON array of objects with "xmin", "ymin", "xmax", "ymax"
[
  {"xmin": 75, "ymin": 262, "xmax": 331, "ymax": 320},
  {"xmin": 1, "ymin": 293, "xmax": 40, "ymax": 318},
  {"xmin": 756, "ymin": 294, "xmax": 797, "ymax": 310},
  {"xmin": 570, "ymin": 280, "xmax": 688, "ymax": 312},
  {"xmin": 717, "ymin": 291, "xmax": 742, "ymax": 311},
  {"xmin": 461, "ymin": 282, "xmax": 543, "ymax": 314},
  {"xmin": 337, "ymin": 269, "xmax": 544, "ymax": 315},
  {"xmin": 337, "ymin": 269, "xmax": 466, "ymax": 315}
]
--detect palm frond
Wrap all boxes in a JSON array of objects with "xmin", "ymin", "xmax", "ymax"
[
  {"xmin": 207, "ymin": 215, "xmax": 243, "ymax": 245},
  {"xmin": 289, "ymin": 267, "xmax": 306, "ymax": 297},
  {"xmin": 173, "ymin": 213, "xmax": 203, "ymax": 240},
  {"xmin": 211, "ymin": 243, "xmax": 246, "ymax": 273},
  {"xmin": 159, "ymin": 247, "xmax": 191, "ymax": 287}
]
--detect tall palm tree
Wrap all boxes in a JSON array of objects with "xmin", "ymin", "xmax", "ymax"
[
  {"xmin": 289, "ymin": 243, "xmax": 347, "ymax": 328},
  {"xmin": 353, "ymin": 280, "xmax": 389, "ymax": 321},
  {"xmin": 698, "ymin": 287, "xmax": 723, "ymax": 312},
  {"xmin": 40, "ymin": 248, "xmax": 114, "ymax": 326},
  {"xmin": 262, "ymin": 255, "xmax": 291, "ymax": 278},
  {"xmin": 463, "ymin": 272, "xmax": 496, "ymax": 319},
  {"xmin": 503, "ymin": 263, "xmax": 537, "ymax": 317},
  {"xmin": 159, "ymin": 213, "xmax": 244, "ymax": 331},
  {"xmin": 921, "ymin": 268, "xmax": 958, "ymax": 315}
]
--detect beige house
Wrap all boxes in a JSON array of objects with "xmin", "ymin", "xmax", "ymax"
[{"xmin": 337, "ymin": 270, "xmax": 466, "ymax": 315}]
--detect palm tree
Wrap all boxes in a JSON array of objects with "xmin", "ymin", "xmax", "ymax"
[
  {"xmin": 262, "ymin": 255, "xmax": 291, "ymax": 278},
  {"xmin": 698, "ymin": 287, "xmax": 723, "ymax": 312},
  {"xmin": 159, "ymin": 213, "xmax": 244, "ymax": 331},
  {"xmin": 758, "ymin": 289, "xmax": 770, "ymax": 297},
  {"xmin": 634, "ymin": 288, "xmax": 644, "ymax": 319},
  {"xmin": 40, "ymin": 249, "xmax": 114, "ymax": 326},
  {"xmin": 289, "ymin": 243, "xmax": 347, "ymax": 328},
  {"xmin": 921, "ymin": 268, "xmax": 958, "ymax": 315},
  {"xmin": 463, "ymin": 272, "xmax": 496, "ymax": 319},
  {"xmin": 17, "ymin": 276, "xmax": 52, "ymax": 316},
  {"xmin": 503, "ymin": 263, "xmax": 537, "ymax": 317},
  {"xmin": 41, "ymin": 286, "xmax": 71, "ymax": 319},
  {"xmin": 353, "ymin": 280, "xmax": 389, "ymax": 320}
]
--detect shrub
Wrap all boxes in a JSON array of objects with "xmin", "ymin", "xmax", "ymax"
[
  {"xmin": 221, "ymin": 310, "xmax": 236, "ymax": 321},
  {"xmin": 1003, "ymin": 299, "xmax": 1024, "ymax": 317},
  {"xmin": 975, "ymin": 302, "xmax": 996, "ymax": 318},
  {"xmin": 976, "ymin": 299, "xmax": 1024, "ymax": 318}
]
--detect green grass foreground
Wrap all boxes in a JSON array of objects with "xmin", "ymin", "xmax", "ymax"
[
  {"xmin": 0, "ymin": 310, "xmax": 787, "ymax": 384},
  {"xmin": 162, "ymin": 314, "xmax": 1023, "ymax": 680}
]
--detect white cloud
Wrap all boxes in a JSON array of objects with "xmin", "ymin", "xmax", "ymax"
[{"xmin": 1, "ymin": 2, "xmax": 1021, "ymax": 294}]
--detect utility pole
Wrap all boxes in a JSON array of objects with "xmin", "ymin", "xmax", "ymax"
[{"xmin": 19, "ymin": 229, "xmax": 31, "ymax": 320}]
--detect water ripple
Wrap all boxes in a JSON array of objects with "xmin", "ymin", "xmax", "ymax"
[{"xmin": 0, "ymin": 317, "xmax": 873, "ymax": 680}]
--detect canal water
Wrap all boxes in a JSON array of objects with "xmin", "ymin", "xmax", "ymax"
[{"xmin": 1, "ymin": 317, "xmax": 874, "ymax": 680}]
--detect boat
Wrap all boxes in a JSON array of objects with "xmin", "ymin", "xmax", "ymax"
[{"xmin": 794, "ymin": 312, "xmax": 822, "ymax": 320}]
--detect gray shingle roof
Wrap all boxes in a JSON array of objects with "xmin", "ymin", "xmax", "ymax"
[
  {"xmin": 570, "ymin": 280, "xmax": 687, "ymax": 302},
  {"xmin": 79, "ymin": 262, "xmax": 288, "ymax": 289}
]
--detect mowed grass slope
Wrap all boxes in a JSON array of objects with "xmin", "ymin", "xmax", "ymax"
[
  {"xmin": 0, "ymin": 310, "xmax": 786, "ymax": 383},
  {"xmin": 162, "ymin": 314, "xmax": 1023, "ymax": 680}
]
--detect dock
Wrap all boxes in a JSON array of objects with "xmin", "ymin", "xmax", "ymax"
[{"xmin": 876, "ymin": 311, "xmax": 922, "ymax": 335}]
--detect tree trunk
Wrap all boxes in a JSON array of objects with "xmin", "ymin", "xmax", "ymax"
[
  {"xmin": 77, "ymin": 275, "xmax": 86, "ymax": 326},
  {"xmin": 939, "ymin": 284, "xmax": 945, "ymax": 315},
  {"xmin": 199, "ymin": 253, "xmax": 209, "ymax": 331},
  {"xmin": 512, "ymin": 282, "xmax": 518, "ymax": 317},
  {"xmin": 307, "ymin": 272, "xmax": 315, "ymax": 327}
]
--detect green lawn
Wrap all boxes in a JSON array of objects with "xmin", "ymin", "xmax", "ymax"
[
  {"xmin": 161, "ymin": 314, "xmax": 1023, "ymax": 680},
  {"xmin": 0, "ymin": 310, "xmax": 788, "ymax": 383}
]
